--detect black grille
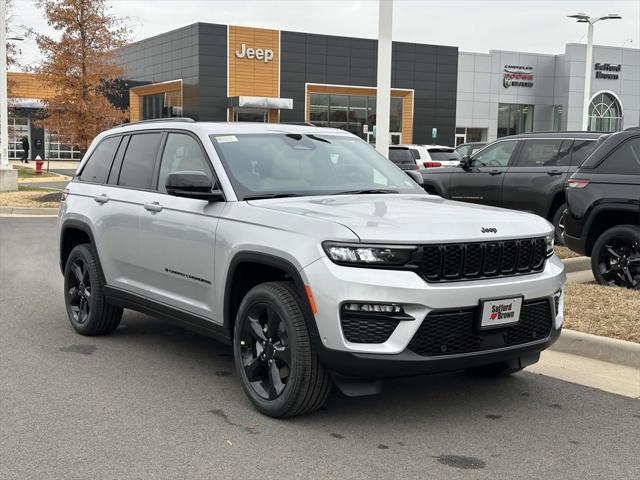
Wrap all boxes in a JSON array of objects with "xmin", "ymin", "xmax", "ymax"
[
  {"xmin": 341, "ymin": 315, "xmax": 400, "ymax": 343},
  {"xmin": 419, "ymin": 238, "xmax": 547, "ymax": 282},
  {"xmin": 407, "ymin": 299, "xmax": 553, "ymax": 357}
]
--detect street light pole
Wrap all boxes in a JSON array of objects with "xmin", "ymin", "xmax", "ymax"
[
  {"xmin": 1, "ymin": 0, "xmax": 9, "ymax": 168},
  {"xmin": 0, "ymin": 0, "xmax": 18, "ymax": 191},
  {"xmin": 581, "ymin": 21, "xmax": 594, "ymax": 131},
  {"xmin": 568, "ymin": 13, "xmax": 622, "ymax": 131},
  {"xmin": 375, "ymin": 0, "xmax": 393, "ymax": 157}
]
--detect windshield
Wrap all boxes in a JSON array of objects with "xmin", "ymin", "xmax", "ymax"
[{"xmin": 210, "ymin": 133, "xmax": 425, "ymax": 200}]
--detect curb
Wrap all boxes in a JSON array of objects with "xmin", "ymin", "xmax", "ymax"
[
  {"xmin": 562, "ymin": 256, "xmax": 590, "ymax": 273},
  {"xmin": 550, "ymin": 329, "xmax": 640, "ymax": 369},
  {"xmin": 17, "ymin": 173, "xmax": 71, "ymax": 184},
  {"xmin": 0, "ymin": 206, "xmax": 59, "ymax": 216}
]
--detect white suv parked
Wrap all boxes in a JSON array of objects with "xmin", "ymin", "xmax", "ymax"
[
  {"xmin": 392, "ymin": 144, "xmax": 462, "ymax": 169},
  {"xmin": 58, "ymin": 120, "xmax": 565, "ymax": 417}
]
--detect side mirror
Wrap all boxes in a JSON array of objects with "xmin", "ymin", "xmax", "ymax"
[
  {"xmin": 405, "ymin": 169, "xmax": 424, "ymax": 186},
  {"xmin": 165, "ymin": 171, "xmax": 224, "ymax": 201},
  {"xmin": 459, "ymin": 155, "xmax": 472, "ymax": 169}
]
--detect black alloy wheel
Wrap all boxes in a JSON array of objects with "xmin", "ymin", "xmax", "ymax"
[
  {"xmin": 238, "ymin": 302, "xmax": 291, "ymax": 400},
  {"xmin": 63, "ymin": 244, "xmax": 122, "ymax": 335},
  {"xmin": 233, "ymin": 281, "xmax": 331, "ymax": 417},
  {"xmin": 596, "ymin": 237, "xmax": 640, "ymax": 288},
  {"xmin": 67, "ymin": 258, "xmax": 92, "ymax": 325},
  {"xmin": 592, "ymin": 225, "xmax": 640, "ymax": 289}
]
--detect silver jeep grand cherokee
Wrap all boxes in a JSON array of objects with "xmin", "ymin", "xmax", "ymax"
[{"xmin": 58, "ymin": 119, "xmax": 565, "ymax": 417}]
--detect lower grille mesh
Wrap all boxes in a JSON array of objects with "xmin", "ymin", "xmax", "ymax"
[
  {"xmin": 407, "ymin": 299, "xmax": 553, "ymax": 356},
  {"xmin": 341, "ymin": 316, "xmax": 400, "ymax": 343}
]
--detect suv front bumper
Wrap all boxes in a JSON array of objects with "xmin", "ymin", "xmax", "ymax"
[{"xmin": 302, "ymin": 254, "xmax": 565, "ymax": 376}]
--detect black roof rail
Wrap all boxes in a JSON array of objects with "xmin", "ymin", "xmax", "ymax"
[{"xmin": 113, "ymin": 118, "xmax": 196, "ymax": 129}]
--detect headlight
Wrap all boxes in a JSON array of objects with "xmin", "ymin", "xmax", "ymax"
[
  {"xmin": 322, "ymin": 241, "xmax": 416, "ymax": 266},
  {"xmin": 545, "ymin": 234, "xmax": 554, "ymax": 257}
]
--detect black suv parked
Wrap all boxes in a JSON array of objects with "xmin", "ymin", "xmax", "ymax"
[
  {"xmin": 421, "ymin": 132, "xmax": 604, "ymax": 243},
  {"xmin": 563, "ymin": 128, "xmax": 640, "ymax": 289}
]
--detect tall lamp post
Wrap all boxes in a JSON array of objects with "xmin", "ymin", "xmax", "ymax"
[
  {"xmin": 375, "ymin": 0, "xmax": 393, "ymax": 157},
  {"xmin": 0, "ymin": 0, "xmax": 18, "ymax": 191},
  {"xmin": 568, "ymin": 13, "xmax": 622, "ymax": 131}
]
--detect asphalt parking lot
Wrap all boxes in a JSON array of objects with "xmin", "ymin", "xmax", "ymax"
[{"xmin": 1, "ymin": 217, "xmax": 639, "ymax": 480}]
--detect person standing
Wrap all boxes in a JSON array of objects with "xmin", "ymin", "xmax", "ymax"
[{"xmin": 20, "ymin": 136, "xmax": 30, "ymax": 164}]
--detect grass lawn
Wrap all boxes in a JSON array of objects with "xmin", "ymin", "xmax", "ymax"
[
  {"xmin": 13, "ymin": 165, "xmax": 57, "ymax": 179},
  {"xmin": 554, "ymin": 245, "xmax": 582, "ymax": 259},
  {"xmin": 0, "ymin": 186, "xmax": 61, "ymax": 208},
  {"xmin": 564, "ymin": 282, "xmax": 640, "ymax": 343}
]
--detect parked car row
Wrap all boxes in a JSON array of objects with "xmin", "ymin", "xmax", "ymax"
[
  {"xmin": 413, "ymin": 129, "xmax": 639, "ymax": 289},
  {"xmin": 419, "ymin": 132, "xmax": 603, "ymax": 244},
  {"xmin": 389, "ymin": 144, "xmax": 461, "ymax": 169}
]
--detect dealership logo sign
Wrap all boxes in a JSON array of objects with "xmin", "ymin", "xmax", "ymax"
[
  {"xmin": 595, "ymin": 63, "xmax": 621, "ymax": 80},
  {"xmin": 503, "ymin": 65, "xmax": 534, "ymax": 88},
  {"xmin": 235, "ymin": 43, "xmax": 274, "ymax": 63}
]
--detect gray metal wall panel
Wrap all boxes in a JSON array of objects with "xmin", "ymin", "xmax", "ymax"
[{"xmin": 280, "ymin": 32, "xmax": 458, "ymax": 145}]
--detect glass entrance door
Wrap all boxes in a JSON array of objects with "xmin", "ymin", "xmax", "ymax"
[{"xmin": 232, "ymin": 108, "xmax": 268, "ymax": 122}]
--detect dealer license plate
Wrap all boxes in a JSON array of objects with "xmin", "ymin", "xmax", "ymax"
[{"xmin": 479, "ymin": 296, "xmax": 523, "ymax": 329}]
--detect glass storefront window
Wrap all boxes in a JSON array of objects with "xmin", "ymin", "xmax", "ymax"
[
  {"xmin": 308, "ymin": 92, "xmax": 403, "ymax": 141},
  {"xmin": 309, "ymin": 93, "xmax": 329, "ymax": 126},
  {"xmin": 588, "ymin": 92, "xmax": 623, "ymax": 133},
  {"xmin": 552, "ymin": 105, "xmax": 563, "ymax": 131},
  {"xmin": 142, "ymin": 91, "xmax": 183, "ymax": 120},
  {"xmin": 497, "ymin": 103, "xmax": 534, "ymax": 138},
  {"xmin": 7, "ymin": 114, "xmax": 30, "ymax": 160},
  {"xmin": 45, "ymin": 131, "xmax": 82, "ymax": 160},
  {"xmin": 390, "ymin": 97, "xmax": 403, "ymax": 132}
]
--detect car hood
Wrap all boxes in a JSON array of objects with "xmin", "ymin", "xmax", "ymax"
[{"xmin": 248, "ymin": 194, "xmax": 553, "ymax": 243}]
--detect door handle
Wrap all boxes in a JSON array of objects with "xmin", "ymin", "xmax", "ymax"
[
  {"xmin": 547, "ymin": 170, "xmax": 563, "ymax": 176},
  {"xmin": 93, "ymin": 194, "xmax": 109, "ymax": 204},
  {"xmin": 144, "ymin": 201, "xmax": 163, "ymax": 213},
  {"xmin": 488, "ymin": 170, "xmax": 502, "ymax": 176}
]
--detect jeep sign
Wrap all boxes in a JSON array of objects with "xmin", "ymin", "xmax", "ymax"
[{"xmin": 235, "ymin": 43, "xmax": 274, "ymax": 62}]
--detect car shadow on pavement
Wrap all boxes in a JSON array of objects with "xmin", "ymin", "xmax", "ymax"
[{"xmin": 104, "ymin": 310, "xmax": 635, "ymax": 428}]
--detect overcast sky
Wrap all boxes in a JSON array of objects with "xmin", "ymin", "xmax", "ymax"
[{"xmin": 8, "ymin": 0, "xmax": 640, "ymax": 68}]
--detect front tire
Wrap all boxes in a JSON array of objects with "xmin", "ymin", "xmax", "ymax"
[
  {"xmin": 63, "ymin": 244, "xmax": 123, "ymax": 335},
  {"xmin": 591, "ymin": 225, "xmax": 640, "ymax": 289},
  {"xmin": 233, "ymin": 281, "xmax": 331, "ymax": 417}
]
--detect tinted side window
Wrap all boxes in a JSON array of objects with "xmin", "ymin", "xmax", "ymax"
[
  {"xmin": 597, "ymin": 137, "xmax": 640, "ymax": 175},
  {"xmin": 118, "ymin": 133, "xmax": 162, "ymax": 189},
  {"xmin": 158, "ymin": 133, "xmax": 213, "ymax": 193},
  {"xmin": 409, "ymin": 148, "xmax": 420, "ymax": 159},
  {"xmin": 571, "ymin": 140, "xmax": 598, "ymax": 166},
  {"xmin": 471, "ymin": 141, "xmax": 517, "ymax": 167},
  {"xmin": 517, "ymin": 139, "xmax": 572, "ymax": 167},
  {"xmin": 79, "ymin": 136, "xmax": 120, "ymax": 183}
]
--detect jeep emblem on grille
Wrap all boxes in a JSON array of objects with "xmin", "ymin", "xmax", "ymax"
[{"xmin": 481, "ymin": 227, "xmax": 498, "ymax": 234}]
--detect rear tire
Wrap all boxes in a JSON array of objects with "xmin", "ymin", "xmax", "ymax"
[
  {"xmin": 591, "ymin": 225, "xmax": 640, "ymax": 289},
  {"xmin": 63, "ymin": 244, "xmax": 123, "ymax": 335},
  {"xmin": 233, "ymin": 281, "xmax": 331, "ymax": 417},
  {"xmin": 551, "ymin": 203, "xmax": 567, "ymax": 246}
]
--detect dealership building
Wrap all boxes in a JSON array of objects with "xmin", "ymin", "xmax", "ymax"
[{"xmin": 4, "ymin": 22, "xmax": 640, "ymax": 160}]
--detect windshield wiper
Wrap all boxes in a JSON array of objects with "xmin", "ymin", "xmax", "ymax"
[
  {"xmin": 243, "ymin": 193, "xmax": 306, "ymax": 200},
  {"xmin": 332, "ymin": 189, "xmax": 399, "ymax": 195}
]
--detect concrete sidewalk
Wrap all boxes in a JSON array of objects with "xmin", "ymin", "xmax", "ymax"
[{"xmin": 10, "ymin": 159, "xmax": 80, "ymax": 170}]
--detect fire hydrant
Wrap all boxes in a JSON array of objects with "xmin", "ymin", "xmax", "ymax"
[{"xmin": 35, "ymin": 155, "xmax": 44, "ymax": 175}]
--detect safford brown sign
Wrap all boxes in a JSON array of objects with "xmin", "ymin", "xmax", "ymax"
[
  {"xmin": 503, "ymin": 65, "xmax": 534, "ymax": 88},
  {"xmin": 595, "ymin": 63, "xmax": 621, "ymax": 80}
]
